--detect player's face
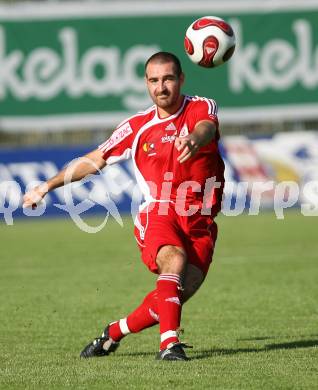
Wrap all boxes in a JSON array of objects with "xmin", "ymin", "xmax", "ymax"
[{"xmin": 145, "ymin": 61, "xmax": 184, "ymax": 117}]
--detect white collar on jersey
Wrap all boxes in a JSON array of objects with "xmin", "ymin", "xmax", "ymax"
[{"xmin": 155, "ymin": 95, "xmax": 188, "ymax": 122}]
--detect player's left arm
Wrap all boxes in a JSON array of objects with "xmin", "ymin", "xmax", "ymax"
[{"xmin": 175, "ymin": 119, "xmax": 216, "ymax": 163}]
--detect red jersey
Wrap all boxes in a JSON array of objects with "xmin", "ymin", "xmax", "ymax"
[{"xmin": 99, "ymin": 95, "xmax": 225, "ymax": 216}]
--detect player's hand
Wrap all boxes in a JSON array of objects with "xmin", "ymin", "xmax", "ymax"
[
  {"xmin": 175, "ymin": 135, "xmax": 200, "ymax": 163},
  {"xmin": 22, "ymin": 183, "xmax": 48, "ymax": 209}
]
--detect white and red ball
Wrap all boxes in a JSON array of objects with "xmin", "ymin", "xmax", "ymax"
[{"xmin": 184, "ymin": 16, "xmax": 236, "ymax": 68}]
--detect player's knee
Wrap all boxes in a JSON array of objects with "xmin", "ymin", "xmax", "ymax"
[{"xmin": 156, "ymin": 245, "xmax": 187, "ymax": 275}]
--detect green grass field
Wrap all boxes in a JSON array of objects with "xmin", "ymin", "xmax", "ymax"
[{"xmin": 0, "ymin": 211, "xmax": 317, "ymax": 389}]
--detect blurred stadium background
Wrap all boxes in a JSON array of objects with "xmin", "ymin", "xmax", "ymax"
[{"xmin": 0, "ymin": 1, "xmax": 317, "ymax": 388}]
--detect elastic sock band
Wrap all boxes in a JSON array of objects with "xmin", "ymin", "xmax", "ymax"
[
  {"xmin": 160, "ymin": 330, "xmax": 178, "ymax": 343},
  {"xmin": 119, "ymin": 318, "xmax": 130, "ymax": 335}
]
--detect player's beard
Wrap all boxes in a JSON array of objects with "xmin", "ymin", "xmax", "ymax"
[
  {"xmin": 155, "ymin": 94, "xmax": 172, "ymax": 108},
  {"xmin": 154, "ymin": 91, "xmax": 180, "ymax": 111}
]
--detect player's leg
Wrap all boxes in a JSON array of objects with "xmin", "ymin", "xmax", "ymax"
[
  {"xmin": 81, "ymin": 206, "xmax": 190, "ymax": 359},
  {"xmin": 155, "ymin": 215, "xmax": 218, "ymax": 360},
  {"xmin": 79, "ymin": 265, "xmax": 205, "ymax": 359},
  {"xmin": 106, "ymin": 289, "xmax": 159, "ymax": 341},
  {"xmin": 94, "ymin": 262, "xmax": 204, "ymax": 348},
  {"xmin": 80, "ymin": 264, "xmax": 206, "ymax": 359},
  {"xmin": 155, "ymin": 244, "xmax": 190, "ymax": 360},
  {"xmin": 182, "ymin": 263, "xmax": 205, "ymax": 303},
  {"xmin": 119, "ymin": 262, "xmax": 205, "ymax": 339},
  {"xmin": 181, "ymin": 216, "xmax": 218, "ymax": 303},
  {"xmin": 80, "ymin": 289, "xmax": 160, "ymax": 358}
]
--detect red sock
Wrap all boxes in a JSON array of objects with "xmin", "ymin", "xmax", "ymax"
[
  {"xmin": 157, "ymin": 274, "xmax": 182, "ymax": 350},
  {"xmin": 127, "ymin": 289, "xmax": 159, "ymax": 332},
  {"xmin": 108, "ymin": 290, "xmax": 159, "ymax": 342}
]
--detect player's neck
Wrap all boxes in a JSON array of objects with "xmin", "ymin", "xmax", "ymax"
[{"xmin": 157, "ymin": 95, "xmax": 185, "ymax": 119}]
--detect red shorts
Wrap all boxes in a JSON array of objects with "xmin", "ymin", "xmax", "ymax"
[{"xmin": 134, "ymin": 202, "xmax": 218, "ymax": 275}]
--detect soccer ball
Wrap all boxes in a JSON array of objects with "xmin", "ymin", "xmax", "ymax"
[{"xmin": 184, "ymin": 16, "xmax": 236, "ymax": 68}]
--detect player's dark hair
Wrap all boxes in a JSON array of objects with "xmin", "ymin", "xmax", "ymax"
[{"xmin": 145, "ymin": 52, "xmax": 183, "ymax": 78}]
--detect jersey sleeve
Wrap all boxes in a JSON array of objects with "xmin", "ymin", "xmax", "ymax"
[
  {"xmin": 98, "ymin": 120, "xmax": 134, "ymax": 165},
  {"xmin": 188, "ymin": 97, "xmax": 219, "ymax": 138}
]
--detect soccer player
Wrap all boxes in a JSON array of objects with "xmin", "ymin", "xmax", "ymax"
[{"xmin": 23, "ymin": 52, "xmax": 225, "ymax": 361}]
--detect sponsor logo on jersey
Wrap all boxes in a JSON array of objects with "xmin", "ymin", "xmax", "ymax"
[
  {"xmin": 161, "ymin": 134, "xmax": 176, "ymax": 143},
  {"xmin": 142, "ymin": 142, "xmax": 156, "ymax": 154},
  {"xmin": 103, "ymin": 122, "xmax": 133, "ymax": 151},
  {"xmin": 165, "ymin": 122, "xmax": 177, "ymax": 131},
  {"xmin": 179, "ymin": 124, "xmax": 189, "ymax": 138}
]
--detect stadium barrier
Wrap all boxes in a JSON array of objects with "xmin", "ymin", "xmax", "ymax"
[{"xmin": 1, "ymin": 131, "xmax": 318, "ymax": 227}]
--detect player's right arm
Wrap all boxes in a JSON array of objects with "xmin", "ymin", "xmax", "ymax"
[
  {"xmin": 22, "ymin": 148, "xmax": 106, "ymax": 208},
  {"xmin": 23, "ymin": 115, "xmax": 136, "ymax": 209}
]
